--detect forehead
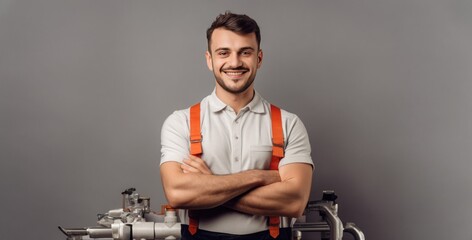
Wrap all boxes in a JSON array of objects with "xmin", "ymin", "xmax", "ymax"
[{"xmin": 210, "ymin": 28, "xmax": 258, "ymax": 51}]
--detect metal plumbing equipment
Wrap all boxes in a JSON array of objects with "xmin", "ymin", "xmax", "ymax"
[
  {"xmin": 293, "ymin": 190, "xmax": 365, "ymax": 240},
  {"xmin": 59, "ymin": 188, "xmax": 180, "ymax": 240},
  {"xmin": 59, "ymin": 188, "xmax": 364, "ymax": 240}
]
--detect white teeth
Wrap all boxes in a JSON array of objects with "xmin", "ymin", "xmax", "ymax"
[{"xmin": 225, "ymin": 72, "xmax": 243, "ymax": 76}]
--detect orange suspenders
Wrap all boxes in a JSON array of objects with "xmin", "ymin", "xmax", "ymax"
[
  {"xmin": 188, "ymin": 103, "xmax": 202, "ymax": 236},
  {"xmin": 268, "ymin": 104, "xmax": 284, "ymax": 238},
  {"xmin": 189, "ymin": 103, "xmax": 203, "ymax": 157},
  {"xmin": 188, "ymin": 103, "xmax": 284, "ymax": 238}
]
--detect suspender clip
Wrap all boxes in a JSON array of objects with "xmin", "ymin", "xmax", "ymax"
[
  {"xmin": 272, "ymin": 139, "xmax": 284, "ymax": 148},
  {"xmin": 190, "ymin": 135, "xmax": 203, "ymax": 143}
]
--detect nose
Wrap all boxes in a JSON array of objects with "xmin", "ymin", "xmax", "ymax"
[{"xmin": 227, "ymin": 53, "xmax": 243, "ymax": 68}]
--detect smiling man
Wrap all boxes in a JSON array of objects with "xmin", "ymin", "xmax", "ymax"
[{"xmin": 160, "ymin": 12, "xmax": 314, "ymax": 240}]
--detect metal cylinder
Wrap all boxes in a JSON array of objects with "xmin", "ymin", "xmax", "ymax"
[
  {"xmin": 292, "ymin": 230, "xmax": 302, "ymax": 240},
  {"xmin": 87, "ymin": 227, "xmax": 113, "ymax": 238},
  {"xmin": 293, "ymin": 222, "xmax": 330, "ymax": 232},
  {"xmin": 154, "ymin": 222, "xmax": 181, "ymax": 239},
  {"xmin": 58, "ymin": 227, "xmax": 88, "ymax": 236},
  {"xmin": 132, "ymin": 222, "xmax": 155, "ymax": 239}
]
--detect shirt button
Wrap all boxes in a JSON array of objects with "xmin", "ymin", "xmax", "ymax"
[
  {"xmin": 235, "ymin": 157, "xmax": 239, "ymax": 161},
  {"xmin": 235, "ymin": 136, "xmax": 239, "ymax": 140}
]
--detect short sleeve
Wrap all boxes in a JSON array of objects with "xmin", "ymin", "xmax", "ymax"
[
  {"xmin": 160, "ymin": 110, "xmax": 190, "ymax": 165},
  {"xmin": 279, "ymin": 114, "xmax": 314, "ymax": 169}
]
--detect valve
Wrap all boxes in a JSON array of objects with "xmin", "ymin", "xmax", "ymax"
[
  {"xmin": 121, "ymin": 188, "xmax": 136, "ymax": 195},
  {"xmin": 322, "ymin": 190, "xmax": 338, "ymax": 204}
]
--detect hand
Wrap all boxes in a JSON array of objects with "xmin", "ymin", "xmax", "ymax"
[{"xmin": 181, "ymin": 155, "xmax": 213, "ymax": 175}]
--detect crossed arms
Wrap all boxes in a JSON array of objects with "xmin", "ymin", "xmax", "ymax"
[{"xmin": 160, "ymin": 155, "xmax": 313, "ymax": 218}]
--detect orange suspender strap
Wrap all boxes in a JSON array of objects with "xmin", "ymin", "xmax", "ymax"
[
  {"xmin": 188, "ymin": 216, "xmax": 199, "ymax": 236},
  {"xmin": 190, "ymin": 103, "xmax": 203, "ymax": 157},
  {"xmin": 270, "ymin": 104, "xmax": 284, "ymax": 168},
  {"xmin": 188, "ymin": 103, "xmax": 202, "ymax": 235},
  {"xmin": 269, "ymin": 104, "xmax": 284, "ymax": 238}
]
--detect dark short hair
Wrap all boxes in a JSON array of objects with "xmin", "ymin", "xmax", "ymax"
[{"xmin": 206, "ymin": 11, "xmax": 261, "ymax": 51}]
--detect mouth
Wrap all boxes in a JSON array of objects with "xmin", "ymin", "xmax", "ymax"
[{"xmin": 222, "ymin": 69, "xmax": 249, "ymax": 79}]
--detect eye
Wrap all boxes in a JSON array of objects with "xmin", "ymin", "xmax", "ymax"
[
  {"xmin": 241, "ymin": 51, "xmax": 252, "ymax": 56},
  {"xmin": 217, "ymin": 51, "xmax": 229, "ymax": 57}
]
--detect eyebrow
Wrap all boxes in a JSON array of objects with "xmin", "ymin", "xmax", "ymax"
[
  {"xmin": 214, "ymin": 47, "xmax": 256, "ymax": 53},
  {"xmin": 239, "ymin": 47, "xmax": 256, "ymax": 53}
]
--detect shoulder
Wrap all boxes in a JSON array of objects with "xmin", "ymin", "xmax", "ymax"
[
  {"xmin": 162, "ymin": 108, "xmax": 189, "ymax": 128},
  {"xmin": 263, "ymin": 100, "xmax": 302, "ymax": 126},
  {"xmin": 162, "ymin": 94, "xmax": 213, "ymax": 129},
  {"xmin": 280, "ymin": 108, "xmax": 300, "ymax": 123},
  {"xmin": 262, "ymin": 100, "xmax": 307, "ymax": 138},
  {"xmin": 279, "ymin": 108, "xmax": 307, "ymax": 138}
]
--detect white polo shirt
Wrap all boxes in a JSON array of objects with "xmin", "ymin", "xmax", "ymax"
[{"xmin": 160, "ymin": 90, "xmax": 313, "ymax": 234}]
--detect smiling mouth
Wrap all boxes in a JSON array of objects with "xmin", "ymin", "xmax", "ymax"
[
  {"xmin": 225, "ymin": 71, "xmax": 245, "ymax": 76},
  {"xmin": 222, "ymin": 69, "xmax": 248, "ymax": 78}
]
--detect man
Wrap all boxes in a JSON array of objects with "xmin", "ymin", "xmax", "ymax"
[{"xmin": 160, "ymin": 12, "xmax": 313, "ymax": 240}]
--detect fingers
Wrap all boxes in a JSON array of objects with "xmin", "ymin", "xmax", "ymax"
[
  {"xmin": 187, "ymin": 155, "xmax": 212, "ymax": 174},
  {"xmin": 181, "ymin": 163, "xmax": 201, "ymax": 173},
  {"xmin": 181, "ymin": 155, "xmax": 213, "ymax": 175},
  {"xmin": 181, "ymin": 160, "xmax": 211, "ymax": 174}
]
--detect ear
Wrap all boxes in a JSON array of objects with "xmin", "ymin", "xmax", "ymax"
[
  {"xmin": 257, "ymin": 49, "xmax": 263, "ymax": 69},
  {"xmin": 205, "ymin": 51, "xmax": 213, "ymax": 71}
]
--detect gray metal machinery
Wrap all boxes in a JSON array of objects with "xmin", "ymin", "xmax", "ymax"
[
  {"xmin": 59, "ymin": 188, "xmax": 364, "ymax": 240},
  {"xmin": 292, "ymin": 191, "xmax": 365, "ymax": 240}
]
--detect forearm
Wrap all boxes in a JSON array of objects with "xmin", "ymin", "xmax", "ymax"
[
  {"xmin": 160, "ymin": 162, "xmax": 280, "ymax": 209},
  {"xmin": 224, "ymin": 164, "xmax": 313, "ymax": 217}
]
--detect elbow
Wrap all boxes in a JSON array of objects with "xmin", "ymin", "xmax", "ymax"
[
  {"xmin": 283, "ymin": 194, "xmax": 309, "ymax": 218},
  {"xmin": 167, "ymin": 198, "xmax": 184, "ymax": 209},
  {"xmin": 164, "ymin": 189, "xmax": 189, "ymax": 209},
  {"xmin": 294, "ymin": 204, "xmax": 306, "ymax": 217},
  {"xmin": 285, "ymin": 201, "xmax": 306, "ymax": 218}
]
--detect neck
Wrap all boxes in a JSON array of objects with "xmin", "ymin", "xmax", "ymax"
[{"xmin": 215, "ymin": 87, "xmax": 255, "ymax": 114}]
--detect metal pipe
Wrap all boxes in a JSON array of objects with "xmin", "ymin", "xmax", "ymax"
[
  {"xmin": 58, "ymin": 227, "xmax": 88, "ymax": 237},
  {"xmin": 317, "ymin": 205, "xmax": 344, "ymax": 240},
  {"xmin": 59, "ymin": 226, "xmax": 113, "ymax": 238},
  {"xmin": 294, "ymin": 222, "xmax": 366, "ymax": 240},
  {"xmin": 87, "ymin": 227, "xmax": 113, "ymax": 238},
  {"xmin": 293, "ymin": 222, "xmax": 330, "ymax": 232},
  {"xmin": 344, "ymin": 222, "xmax": 365, "ymax": 240}
]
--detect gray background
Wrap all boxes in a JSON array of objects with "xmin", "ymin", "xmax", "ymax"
[{"xmin": 1, "ymin": 0, "xmax": 471, "ymax": 239}]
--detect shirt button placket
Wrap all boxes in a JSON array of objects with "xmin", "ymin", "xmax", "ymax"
[{"xmin": 232, "ymin": 117, "xmax": 242, "ymax": 172}]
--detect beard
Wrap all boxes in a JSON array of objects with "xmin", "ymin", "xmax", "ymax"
[{"xmin": 213, "ymin": 67, "xmax": 256, "ymax": 94}]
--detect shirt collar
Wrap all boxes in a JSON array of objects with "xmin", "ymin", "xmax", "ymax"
[
  {"xmin": 208, "ymin": 89, "xmax": 266, "ymax": 114},
  {"xmin": 209, "ymin": 89, "xmax": 227, "ymax": 112},
  {"xmin": 246, "ymin": 91, "xmax": 265, "ymax": 113}
]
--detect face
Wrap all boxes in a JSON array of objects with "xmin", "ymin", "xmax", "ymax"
[{"xmin": 206, "ymin": 28, "xmax": 263, "ymax": 95}]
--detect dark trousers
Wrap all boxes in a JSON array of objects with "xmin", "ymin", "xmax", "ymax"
[{"xmin": 181, "ymin": 224, "xmax": 292, "ymax": 240}]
